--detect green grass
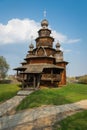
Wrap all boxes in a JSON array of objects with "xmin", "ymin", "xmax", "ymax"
[
  {"xmin": 0, "ymin": 84, "xmax": 20, "ymax": 103},
  {"xmin": 16, "ymin": 83, "xmax": 87, "ymax": 111},
  {"xmin": 53, "ymin": 110, "xmax": 87, "ymax": 130}
]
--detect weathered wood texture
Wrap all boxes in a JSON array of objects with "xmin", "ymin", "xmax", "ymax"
[{"xmin": 14, "ymin": 19, "xmax": 68, "ymax": 88}]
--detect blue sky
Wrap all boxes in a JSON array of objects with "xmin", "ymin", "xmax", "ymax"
[{"xmin": 0, "ymin": 0, "xmax": 87, "ymax": 77}]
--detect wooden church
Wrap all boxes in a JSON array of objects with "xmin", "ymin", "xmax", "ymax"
[{"xmin": 14, "ymin": 18, "xmax": 68, "ymax": 89}]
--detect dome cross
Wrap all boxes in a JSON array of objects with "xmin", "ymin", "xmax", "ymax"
[{"xmin": 44, "ymin": 10, "xmax": 46, "ymax": 18}]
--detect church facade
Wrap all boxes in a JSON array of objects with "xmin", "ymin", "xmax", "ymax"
[{"xmin": 14, "ymin": 19, "xmax": 68, "ymax": 89}]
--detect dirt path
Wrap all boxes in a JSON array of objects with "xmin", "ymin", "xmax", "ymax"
[
  {"xmin": 0, "ymin": 99, "xmax": 87, "ymax": 130},
  {"xmin": 0, "ymin": 90, "xmax": 33, "ymax": 117}
]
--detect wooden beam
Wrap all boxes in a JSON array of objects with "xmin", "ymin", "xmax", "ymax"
[
  {"xmin": 37, "ymin": 75, "xmax": 41, "ymax": 89},
  {"xmin": 51, "ymin": 69, "xmax": 53, "ymax": 84},
  {"xmin": 33, "ymin": 75, "xmax": 36, "ymax": 89}
]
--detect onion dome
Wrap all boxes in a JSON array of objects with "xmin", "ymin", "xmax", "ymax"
[
  {"xmin": 41, "ymin": 19, "xmax": 49, "ymax": 28},
  {"xmin": 55, "ymin": 42, "xmax": 61, "ymax": 51},
  {"xmin": 56, "ymin": 42, "xmax": 60, "ymax": 48},
  {"xmin": 29, "ymin": 43, "xmax": 34, "ymax": 51}
]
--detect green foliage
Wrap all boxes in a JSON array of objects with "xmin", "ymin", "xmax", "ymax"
[
  {"xmin": 0, "ymin": 84, "xmax": 20, "ymax": 102},
  {"xmin": 78, "ymin": 75, "xmax": 87, "ymax": 84},
  {"xmin": 16, "ymin": 83, "xmax": 87, "ymax": 111},
  {"xmin": 0, "ymin": 56, "xmax": 9, "ymax": 79},
  {"xmin": 0, "ymin": 80, "xmax": 11, "ymax": 84},
  {"xmin": 53, "ymin": 110, "xmax": 87, "ymax": 130}
]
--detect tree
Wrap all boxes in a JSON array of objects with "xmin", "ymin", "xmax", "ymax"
[{"xmin": 0, "ymin": 56, "xmax": 9, "ymax": 79}]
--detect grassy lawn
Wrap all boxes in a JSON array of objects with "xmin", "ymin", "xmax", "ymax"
[
  {"xmin": 53, "ymin": 110, "xmax": 87, "ymax": 130},
  {"xmin": 16, "ymin": 83, "xmax": 87, "ymax": 111},
  {"xmin": 0, "ymin": 84, "xmax": 20, "ymax": 103}
]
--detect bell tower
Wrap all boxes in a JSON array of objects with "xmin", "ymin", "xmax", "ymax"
[{"xmin": 36, "ymin": 19, "xmax": 54, "ymax": 48}]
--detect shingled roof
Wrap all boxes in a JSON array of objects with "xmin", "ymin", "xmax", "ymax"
[{"xmin": 21, "ymin": 63, "xmax": 64, "ymax": 73}]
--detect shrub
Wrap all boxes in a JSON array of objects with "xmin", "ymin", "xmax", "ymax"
[
  {"xmin": 78, "ymin": 75, "xmax": 87, "ymax": 84},
  {"xmin": 0, "ymin": 80, "xmax": 11, "ymax": 84}
]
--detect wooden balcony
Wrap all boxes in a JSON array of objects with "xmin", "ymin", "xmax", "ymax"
[{"xmin": 41, "ymin": 74, "xmax": 61, "ymax": 81}]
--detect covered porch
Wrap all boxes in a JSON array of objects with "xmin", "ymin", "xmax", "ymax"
[
  {"xmin": 14, "ymin": 63, "xmax": 64, "ymax": 89},
  {"xmin": 20, "ymin": 63, "xmax": 64, "ymax": 89}
]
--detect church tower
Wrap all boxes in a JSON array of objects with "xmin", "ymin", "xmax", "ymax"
[
  {"xmin": 14, "ymin": 17, "xmax": 68, "ymax": 89},
  {"xmin": 36, "ymin": 19, "xmax": 54, "ymax": 48}
]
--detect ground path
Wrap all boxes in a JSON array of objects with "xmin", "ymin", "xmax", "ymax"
[
  {"xmin": 0, "ymin": 99, "xmax": 87, "ymax": 129},
  {"xmin": 0, "ymin": 90, "xmax": 33, "ymax": 117}
]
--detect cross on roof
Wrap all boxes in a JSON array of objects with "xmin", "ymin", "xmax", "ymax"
[{"xmin": 44, "ymin": 10, "xmax": 46, "ymax": 18}]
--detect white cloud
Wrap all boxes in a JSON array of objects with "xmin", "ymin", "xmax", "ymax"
[
  {"xmin": 52, "ymin": 30, "xmax": 67, "ymax": 43},
  {"xmin": 66, "ymin": 39, "xmax": 81, "ymax": 44},
  {"xmin": 0, "ymin": 18, "xmax": 39, "ymax": 44},
  {"xmin": 59, "ymin": 47, "xmax": 71, "ymax": 53},
  {"xmin": 0, "ymin": 18, "xmax": 80, "ymax": 45},
  {"xmin": 64, "ymin": 49, "xmax": 72, "ymax": 53},
  {"xmin": 52, "ymin": 30, "xmax": 80, "ymax": 44}
]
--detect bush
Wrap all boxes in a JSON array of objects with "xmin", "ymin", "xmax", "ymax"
[
  {"xmin": 0, "ymin": 80, "xmax": 11, "ymax": 84},
  {"xmin": 78, "ymin": 75, "xmax": 87, "ymax": 84}
]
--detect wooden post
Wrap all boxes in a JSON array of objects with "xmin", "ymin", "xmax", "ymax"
[
  {"xmin": 33, "ymin": 75, "xmax": 36, "ymax": 89},
  {"xmin": 51, "ymin": 69, "xmax": 53, "ymax": 84},
  {"xmin": 17, "ymin": 70, "xmax": 18, "ymax": 76},
  {"xmin": 26, "ymin": 74, "xmax": 28, "ymax": 88},
  {"xmin": 37, "ymin": 74, "xmax": 41, "ymax": 89}
]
